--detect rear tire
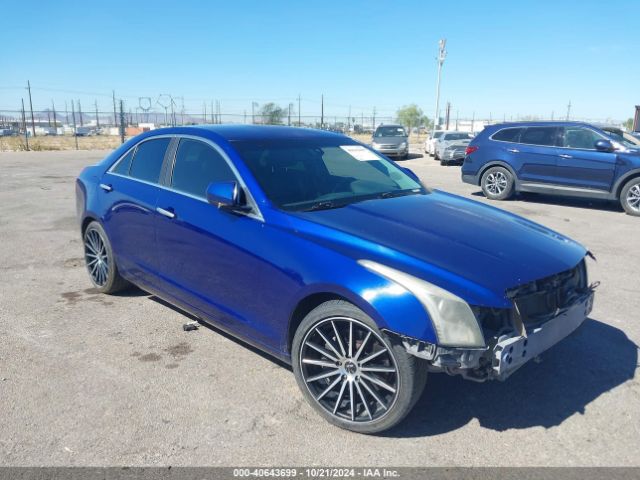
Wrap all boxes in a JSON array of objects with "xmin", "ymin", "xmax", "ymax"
[
  {"xmin": 83, "ymin": 221, "xmax": 129, "ymax": 294},
  {"xmin": 481, "ymin": 166, "xmax": 515, "ymax": 200},
  {"xmin": 620, "ymin": 177, "xmax": 640, "ymax": 216},
  {"xmin": 292, "ymin": 300, "xmax": 427, "ymax": 434}
]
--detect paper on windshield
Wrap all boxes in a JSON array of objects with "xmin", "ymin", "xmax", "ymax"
[{"xmin": 340, "ymin": 145, "xmax": 381, "ymax": 161}]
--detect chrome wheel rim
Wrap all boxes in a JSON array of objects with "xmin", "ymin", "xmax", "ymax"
[
  {"xmin": 627, "ymin": 184, "xmax": 640, "ymax": 212},
  {"xmin": 485, "ymin": 171, "xmax": 508, "ymax": 195},
  {"xmin": 84, "ymin": 228, "xmax": 109, "ymax": 287},
  {"xmin": 299, "ymin": 317, "xmax": 399, "ymax": 423}
]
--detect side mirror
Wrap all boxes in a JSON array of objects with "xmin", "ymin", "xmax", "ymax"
[
  {"xmin": 206, "ymin": 181, "xmax": 251, "ymax": 213},
  {"xmin": 594, "ymin": 139, "xmax": 614, "ymax": 152}
]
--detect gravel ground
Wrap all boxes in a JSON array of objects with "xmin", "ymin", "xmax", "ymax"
[{"xmin": 0, "ymin": 147, "xmax": 638, "ymax": 466}]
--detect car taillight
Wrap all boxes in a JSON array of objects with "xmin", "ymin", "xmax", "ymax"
[{"xmin": 465, "ymin": 146, "xmax": 478, "ymax": 155}]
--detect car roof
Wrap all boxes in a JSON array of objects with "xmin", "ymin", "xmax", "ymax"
[
  {"xmin": 145, "ymin": 124, "xmax": 349, "ymax": 142},
  {"xmin": 488, "ymin": 120, "xmax": 602, "ymax": 129}
]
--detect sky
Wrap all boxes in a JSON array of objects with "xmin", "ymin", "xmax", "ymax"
[{"xmin": 1, "ymin": 0, "xmax": 638, "ymax": 122}]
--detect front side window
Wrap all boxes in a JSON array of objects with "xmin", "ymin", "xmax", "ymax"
[
  {"xmin": 519, "ymin": 127, "xmax": 558, "ymax": 147},
  {"xmin": 171, "ymin": 139, "xmax": 236, "ymax": 198},
  {"xmin": 233, "ymin": 139, "xmax": 423, "ymax": 210},
  {"xmin": 562, "ymin": 127, "xmax": 602, "ymax": 150},
  {"xmin": 374, "ymin": 126, "xmax": 407, "ymax": 137},
  {"xmin": 492, "ymin": 128, "xmax": 523, "ymax": 143},
  {"xmin": 129, "ymin": 138, "xmax": 171, "ymax": 183}
]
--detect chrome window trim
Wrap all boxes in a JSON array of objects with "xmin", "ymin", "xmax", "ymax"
[
  {"xmin": 489, "ymin": 125, "xmax": 610, "ymax": 152},
  {"xmin": 488, "ymin": 127, "xmax": 524, "ymax": 144},
  {"xmin": 107, "ymin": 133, "xmax": 176, "ymax": 175},
  {"xmin": 105, "ymin": 134, "xmax": 264, "ymax": 222}
]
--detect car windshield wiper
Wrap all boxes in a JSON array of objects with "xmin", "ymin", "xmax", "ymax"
[
  {"xmin": 377, "ymin": 189, "xmax": 420, "ymax": 199},
  {"xmin": 300, "ymin": 201, "xmax": 345, "ymax": 212}
]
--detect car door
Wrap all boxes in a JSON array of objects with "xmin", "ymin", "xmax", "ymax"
[
  {"xmin": 512, "ymin": 126, "xmax": 561, "ymax": 183},
  {"xmin": 153, "ymin": 137, "xmax": 272, "ymax": 343},
  {"xmin": 101, "ymin": 136, "xmax": 172, "ymax": 286},
  {"xmin": 555, "ymin": 126, "xmax": 618, "ymax": 191}
]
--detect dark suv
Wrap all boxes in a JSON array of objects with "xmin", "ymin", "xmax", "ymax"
[{"xmin": 461, "ymin": 121, "xmax": 640, "ymax": 216}]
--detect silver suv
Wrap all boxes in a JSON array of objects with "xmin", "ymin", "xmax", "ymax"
[{"xmin": 371, "ymin": 124, "xmax": 409, "ymax": 159}]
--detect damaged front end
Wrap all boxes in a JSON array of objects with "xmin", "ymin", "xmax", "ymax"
[{"xmin": 389, "ymin": 258, "xmax": 596, "ymax": 382}]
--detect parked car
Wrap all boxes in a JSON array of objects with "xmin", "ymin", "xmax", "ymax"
[
  {"xmin": 371, "ymin": 124, "xmax": 408, "ymax": 159},
  {"xmin": 597, "ymin": 125, "xmax": 640, "ymax": 148},
  {"xmin": 77, "ymin": 125, "xmax": 594, "ymax": 433},
  {"xmin": 461, "ymin": 121, "xmax": 640, "ymax": 216},
  {"xmin": 424, "ymin": 130, "xmax": 444, "ymax": 155},
  {"xmin": 434, "ymin": 131, "xmax": 475, "ymax": 166}
]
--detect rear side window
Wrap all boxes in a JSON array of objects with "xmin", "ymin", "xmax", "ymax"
[
  {"xmin": 562, "ymin": 127, "xmax": 602, "ymax": 150},
  {"xmin": 112, "ymin": 149, "xmax": 135, "ymax": 175},
  {"xmin": 171, "ymin": 139, "xmax": 236, "ymax": 198},
  {"xmin": 492, "ymin": 128, "xmax": 523, "ymax": 143},
  {"xmin": 129, "ymin": 138, "xmax": 171, "ymax": 183},
  {"xmin": 519, "ymin": 127, "xmax": 558, "ymax": 147}
]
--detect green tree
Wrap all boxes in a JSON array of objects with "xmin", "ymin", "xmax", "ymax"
[
  {"xmin": 623, "ymin": 118, "xmax": 634, "ymax": 131},
  {"xmin": 396, "ymin": 104, "xmax": 428, "ymax": 134},
  {"xmin": 259, "ymin": 103, "xmax": 286, "ymax": 124}
]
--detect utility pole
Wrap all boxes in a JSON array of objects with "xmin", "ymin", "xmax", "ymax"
[
  {"xmin": 432, "ymin": 39, "xmax": 447, "ymax": 137},
  {"xmin": 52, "ymin": 100, "xmax": 57, "ymax": 130},
  {"xmin": 252, "ymin": 102, "xmax": 257, "ymax": 124},
  {"xmin": 288, "ymin": 103, "xmax": 292, "ymax": 126},
  {"xmin": 372, "ymin": 106, "xmax": 376, "ymax": 130},
  {"xmin": 348, "ymin": 105, "xmax": 351, "ymax": 131},
  {"xmin": 119, "ymin": 100, "xmax": 125, "ymax": 144},
  {"xmin": 26, "ymin": 80, "xmax": 36, "ymax": 137},
  {"xmin": 566, "ymin": 101, "xmax": 571, "ymax": 120},
  {"xmin": 21, "ymin": 98, "xmax": 29, "ymax": 150},
  {"xmin": 71, "ymin": 100, "xmax": 78, "ymax": 150},
  {"xmin": 445, "ymin": 102, "xmax": 451, "ymax": 130},
  {"xmin": 297, "ymin": 94, "xmax": 301, "ymax": 126},
  {"xmin": 78, "ymin": 100, "xmax": 83, "ymax": 126},
  {"xmin": 94, "ymin": 100, "xmax": 100, "ymax": 128},
  {"xmin": 320, "ymin": 94, "xmax": 324, "ymax": 128},
  {"xmin": 112, "ymin": 91, "xmax": 117, "ymax": 128}
]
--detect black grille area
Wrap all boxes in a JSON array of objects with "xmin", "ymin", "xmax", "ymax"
[{"xmin": 506, "ymin": 259, "xmax": 588, "ymax": 327}]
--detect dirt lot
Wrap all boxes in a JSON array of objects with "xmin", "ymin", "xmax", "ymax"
[{"xmin": 0, "ymin": 148, "xmax": 638, "ymax": 466}]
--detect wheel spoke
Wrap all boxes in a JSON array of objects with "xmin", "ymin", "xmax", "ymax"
[
  {"xmin": 360, "ymin": 378, "xmax": 388, "ymax": 411},
  {"xmin": 361, "ymin": 365, "xmax": 396, "ymax": 373},
  {"xmin": 361, "ymin": 372, "xmax": 396, "ymax": 393},
  {"xmin": 315, "ymin": 328, "xmax": 342, "ymax": 359},
  {"xmin": 353, "ymin": 331, "xmax": 371, "ymax": 361},
  {"xmin": 359, "ymin": 348, "xmax": 387, "ymax": 365},
  {"xmin": 302, "ymin": 358, "xmax": 337, "ymax": 368},
  {"xmin": 348, "ymin": 321, "xmax": 353, "ymax": 358},
  {"xmin": 305, "ymin": 341, "xmax": 339, "ymax": 362},
  {"xmin": 349, "ymin": 380, "xmax": 355, "ymax": 421},
  {"xmin": 333, "ymin": 379, "xmax": 348, "ymax": 414},
  {"xmin": 331, "ymin": 321, "xmax": 346, "ymax": 356},
  {"xmin": 306, "ymin": 369, "xmax": 340, "ymax": 383},
  {"xmin": 355, "ymin": 381, "xmax": 372, "ymax": 420},
  {"xmin": 316, "ymin": 375, "xmax": 342, "ymax": 401}
]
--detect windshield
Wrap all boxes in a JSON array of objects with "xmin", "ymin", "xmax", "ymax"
[
  {"xmin": 374, "ymin": 126, "xmax": 407, "ymax": 137},
  {"xmin": 233, "ymin": 139, "xmax": 424, "ymax": 210},
  {"xmin": 433, "ymin": 132, "xmax": 444, "ymax": 139},
  {"xmin": 443, "ymin": 132, "xmax": 472, "ymax": 141},
  {"xmin": 604, "ymin": 130, "xmax": 636, "ymax": 148}
]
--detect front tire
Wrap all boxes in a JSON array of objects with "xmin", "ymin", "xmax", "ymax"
[
  {"xmin": 292, "ymin": 300, "xmax": 427, "ymax": 434},
  {"xmin": 620, "ymin": 177, "xmax": 640, "ymax": 216},
  {"xmin": 481, "ymin": 166, "xmax": 515, "ymax": 200},
  {"xmin": 83, "ymin": 221, "xmax": 129, "ymax": 294}
]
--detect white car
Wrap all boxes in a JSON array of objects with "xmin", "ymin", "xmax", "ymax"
[
  {"xmin": 424, "ymin": 130, "xmax": 444, "ymax": 155},
  {"xmin": 434, "ymin": 131, "xmax": 474, "ymax": 163}
]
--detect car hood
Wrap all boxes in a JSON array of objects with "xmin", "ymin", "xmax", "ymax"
[
  {"xmin": 372, "ymin": 136, "xmax": 407, "ymax": 145},
  {"xmin": 290, "ymin": 191, "xmax": 587, "ymax": 307}
]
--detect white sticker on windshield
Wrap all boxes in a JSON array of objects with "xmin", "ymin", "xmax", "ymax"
[{"xmin": 340, "ymin": 145, "xmax": 381, "ymax": 161}]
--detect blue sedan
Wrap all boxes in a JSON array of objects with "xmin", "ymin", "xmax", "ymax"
[{"xmin": 76, "ymin": 125, "xmax": 595, "ymax": 433}]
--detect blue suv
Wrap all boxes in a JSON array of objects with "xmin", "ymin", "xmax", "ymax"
[{"xmin": 461, "ymin": 121, "xmax": 640, "ymax": 216}]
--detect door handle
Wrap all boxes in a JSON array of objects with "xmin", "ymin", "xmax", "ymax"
[
  {"xmin": 559, "ymin": 154, "xmax": 573, "ymax": 159},
  {"xmin": 99, "ymin": 183, "xmax": 113, "ymax": 192},
  {"xmin": 156, "ymin": 207, "xmax": 175, "ymax": 219},
  {"xmin": 506, "ymin": 148, "xmax": 520, "ymax": 153}
]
